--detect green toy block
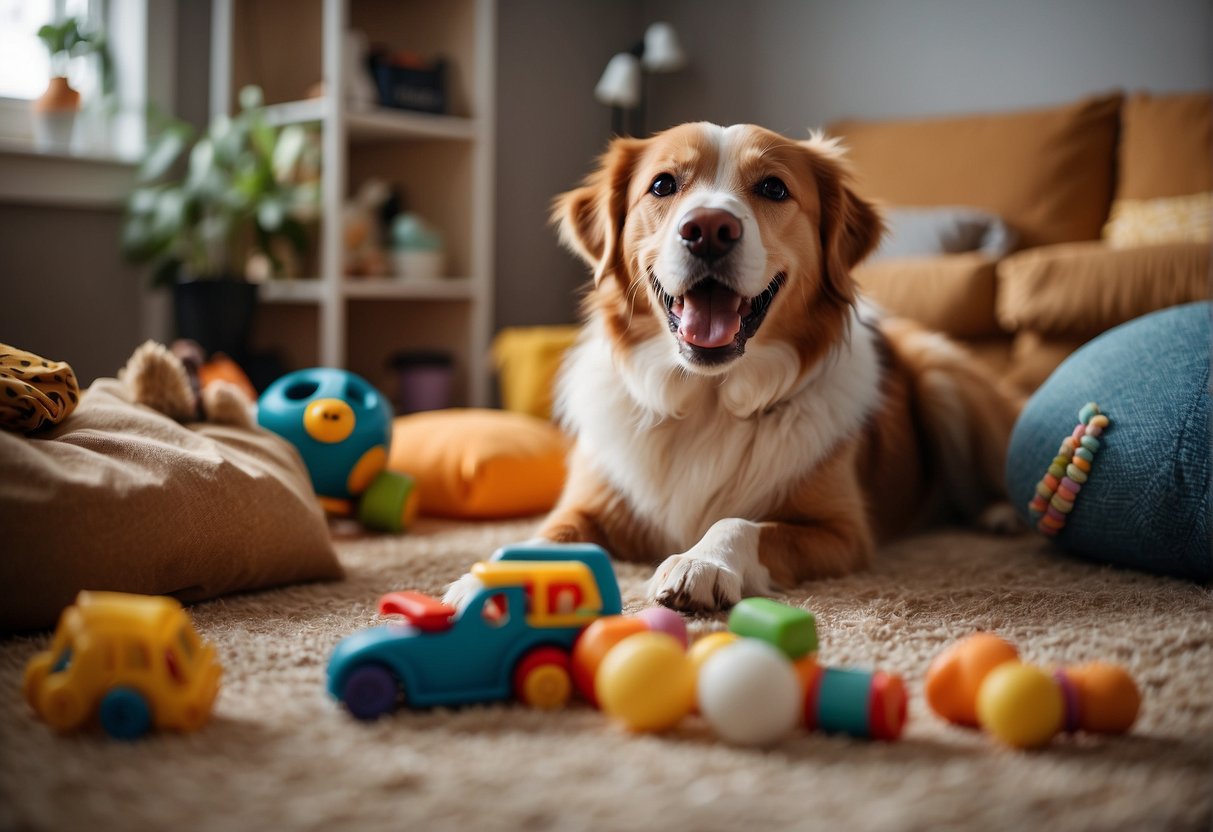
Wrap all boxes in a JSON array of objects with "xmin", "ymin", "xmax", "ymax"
[
  {"xmin": 727, "ymin": 598, "xmax": 817, "ymax": 659},
  {"xmin": 357, "ymin": 470, "xmax": 417, "ymax": 533}
]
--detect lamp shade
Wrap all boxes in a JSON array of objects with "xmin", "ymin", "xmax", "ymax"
[
  {"xmin": 594, "ymin": 52, "xmax": 642, "ymax": 108},
  {"xmin": 642, "ymin": 22, "xmax": 686, "ymax": 72}
]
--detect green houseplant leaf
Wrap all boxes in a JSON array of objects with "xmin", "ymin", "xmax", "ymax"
[{"xmin": 123, "ymin": 85, "xmax": 320, "ymax": 286}]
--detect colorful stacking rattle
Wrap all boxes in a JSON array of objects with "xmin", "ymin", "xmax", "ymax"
[
  {"xmin": 1028, "ymin": 401, "xmax": 1110, "ymax": 536},
  {"xmin": 258, "ymin": 368, "xmax": 418, "ymax": 532}
]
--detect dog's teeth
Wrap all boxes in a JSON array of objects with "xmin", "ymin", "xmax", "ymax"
[{"xmin": 672, "ymin": 298, "xmax": 684, "ymax": 316}]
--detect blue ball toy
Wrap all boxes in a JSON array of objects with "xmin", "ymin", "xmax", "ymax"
[{"xmin": 258, "ymin": 368, "xmax": 393, "ymax": 512}]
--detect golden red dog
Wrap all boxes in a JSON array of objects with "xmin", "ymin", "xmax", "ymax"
[{"xmin": 481, "ymin": 123, "xmax": 1019, "ymax": 613}]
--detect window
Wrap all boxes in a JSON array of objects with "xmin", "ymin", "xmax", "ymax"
[
  {"xmin": 0, "ymin": 0, "xmax": 172, "ymax": 204},
  {"xmin": 0, "ymin": 0, "xmax": 103, "ymax": 102}
]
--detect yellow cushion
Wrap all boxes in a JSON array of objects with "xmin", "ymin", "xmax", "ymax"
[
  {"xmin": 491, "ymin": 325, "xmax": 580, "ymax": 420},
  {"xmin": 388, "ymin": 408, "xmax": 569, "ymax": 519},
  {"xmin": 1102, "ymin": 192, "xmax": 1213, "ymax": 248}
]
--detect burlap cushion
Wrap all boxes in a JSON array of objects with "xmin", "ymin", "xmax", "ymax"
[
  {"xmin": 854, "ymin": 253, "xmax": 1001, "ymax": 338},
  {"xmin": 996, "ymin": 241, "xmax": 1212, "ymax": 337},
  {"xmin": 0, "ymin": 378, "xmax": 341, "ymax": 631},
  {"xmin": 829, "ymin": 93, "xmax": 1122, "ymax": 249}
]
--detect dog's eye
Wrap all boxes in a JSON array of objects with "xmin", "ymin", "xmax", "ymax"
[
  {"xmin": 758, "ymin": 177, "xmax": 789, "ymax": 201},
  {"xmin": 650, "ymin": 173, "xmax": 677, "ymax": 198}
]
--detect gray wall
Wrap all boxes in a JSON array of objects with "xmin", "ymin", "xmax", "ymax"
[
  {"xmin": 0, "ymin": 205, "xmax": 145, "ymax": 385},
  {"xmin": 493, "ymin": 0, "xmax": 642, "ymax": 330},
  {"xmin": 643, "ymin": 0, "xmax": 1213, "ymax": 134}
]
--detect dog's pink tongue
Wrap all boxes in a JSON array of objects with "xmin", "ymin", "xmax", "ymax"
[{"xmin": 678, "ymin": 282, "xmax": 742, "ymax": 348}]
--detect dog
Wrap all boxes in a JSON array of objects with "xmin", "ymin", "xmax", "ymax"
[{"xmin": 460, "ymin": 122, "xmax": 1019, "ymax": 614}]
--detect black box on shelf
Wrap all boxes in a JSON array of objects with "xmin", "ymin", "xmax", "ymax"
[{"xmin": 367, "ymin": 51, "xmax": 447, "ymax": 115}]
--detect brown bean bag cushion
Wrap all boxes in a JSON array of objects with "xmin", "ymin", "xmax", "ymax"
[{"xmin": 0, "ymin": 377, "xmax": 341, "ymax": 632}]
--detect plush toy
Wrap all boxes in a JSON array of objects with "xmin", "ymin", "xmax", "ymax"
[
  {"xmin": 258, "ymin": 367, "xmax": 417, "ymax": 532},
  {"xmin": 343, "ymin": 178, "xmax": 391, "ymax": 277}
]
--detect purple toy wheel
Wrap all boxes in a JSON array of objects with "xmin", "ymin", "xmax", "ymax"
[{"xmin": 342, "ymin": 664, "xmax": 401, "ymax": 721}]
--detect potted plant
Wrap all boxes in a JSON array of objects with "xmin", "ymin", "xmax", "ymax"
[
  {"xmin": 34, "ymin": 16, "xmax": 111, "ymax": 149},
  {"xmin": 123, "ymin": 86, "xmax": 320, "ymax": 364}
]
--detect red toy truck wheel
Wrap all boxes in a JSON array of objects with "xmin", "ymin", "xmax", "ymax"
[{"xmin": 513, "ymin": 647, "xmax": 572, "ymax": 709}]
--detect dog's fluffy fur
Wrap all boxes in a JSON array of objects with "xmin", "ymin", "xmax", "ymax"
[{"xmin": 530, "ymin": 123, "xmax": 1020, "ymax": 612}]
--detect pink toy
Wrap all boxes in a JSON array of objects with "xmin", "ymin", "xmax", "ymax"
[{"xmin": 636, "ymin": 606, "xmax": 688, "ymax": 648}]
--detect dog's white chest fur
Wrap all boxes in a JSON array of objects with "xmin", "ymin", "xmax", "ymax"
[{"xmin": 557, "ymin": 310, "xmax": 883, "ymax": 553}]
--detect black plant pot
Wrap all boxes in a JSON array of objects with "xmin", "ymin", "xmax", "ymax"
[{"xmin": 172, "ymin": 277, "xmax": 259, "ymax": 363}]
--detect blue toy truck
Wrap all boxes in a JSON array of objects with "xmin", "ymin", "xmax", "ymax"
[{"xmin": 328, "ymin": 543, "xmax": 621, "ymax": 719}]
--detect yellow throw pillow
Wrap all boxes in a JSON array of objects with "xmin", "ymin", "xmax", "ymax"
[
  {"xmin": 388, "ymin": 408, "xmax": 569, "ymax": 519},
  {"xmin": 1102, "ymin": 192, "xmax": 1213, "ymax": 248},
  {"xmin": 491, "ymin": 325, "xmax": 580, "ymax": 420}
]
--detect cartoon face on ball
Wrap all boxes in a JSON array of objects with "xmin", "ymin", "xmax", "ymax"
[{"xmin": 258, "ymin": 368, "xmax": 392, "ymax": 502}]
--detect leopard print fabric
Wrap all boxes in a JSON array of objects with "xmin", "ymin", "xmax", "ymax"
[{"xmin": 0, "ymin": 344, "xmax": 80, "ymax": 432}]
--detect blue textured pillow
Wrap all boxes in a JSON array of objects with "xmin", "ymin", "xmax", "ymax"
[{"xmin": 1005, "ymin": 302, "xmax": 1212, "ymax": 581}]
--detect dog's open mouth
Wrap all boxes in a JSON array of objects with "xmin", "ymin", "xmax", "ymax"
[{"xmin": 656, "ymin": 274, "xmax": 785, "ymax": 364}]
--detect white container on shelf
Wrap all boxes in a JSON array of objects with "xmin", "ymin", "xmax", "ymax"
[
  {"xmin": 392, "ymin": 248, "xmax": 444, "ymax": 281},
  {"xmin": 390, "ymin": 212, "xmax": 445, "ymax": 280}
]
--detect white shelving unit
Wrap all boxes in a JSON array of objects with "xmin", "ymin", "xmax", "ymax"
[{"xmin": 210, "ymin": 0, "xmax": 496, "ymax": 407}]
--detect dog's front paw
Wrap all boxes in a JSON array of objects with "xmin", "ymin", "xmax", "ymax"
[
  {"xmin": 441, "ymin": 572, "xmax": 484, "ymax": 611},
  {"xmin": 647, "ymin": 554, "xmax": 742, "ymax": 613}
]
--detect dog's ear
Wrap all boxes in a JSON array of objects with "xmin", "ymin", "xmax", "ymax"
[
  {"xmin": 799, "ymin": 135, "xmax": 885, "ymax": 307},
  {"xmin": 552, "ymin": 136, "xmax": 647, "ymax": 284}
]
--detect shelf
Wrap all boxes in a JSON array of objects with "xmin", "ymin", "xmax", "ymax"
[
  {"xmin": 261, "ymin": 99, "xmax": 477, "ymax": 143},
  {"xmin": 347, "ymin": 109, "xmax": 477, "ymax": 142},
  {"xmin": 261, "ymin": 98, "xmax": 327, "ymax": 128},
  {"xmin": 343, "ymin": 277, "xmax": 477, "ymax": 300},
  {"xmin": 259, "ymin": 277, "xmax": 478, "ymax": 303},
  {"xmin": 220, "ymin": 0, "xmax": 495, "ymax": 406},
  {"xmin": 257, "ymin": 279, "xmax": 325, "ymax": 303}
]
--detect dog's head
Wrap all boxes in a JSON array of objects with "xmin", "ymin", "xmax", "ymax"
[{"xmin": 555, "ymin": 123, "xmax": 883, "ymax": 376}]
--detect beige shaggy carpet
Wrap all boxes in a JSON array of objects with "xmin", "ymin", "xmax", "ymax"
[{"xmin": 1, "ymin": 519, "xmax": 1210, "ymax": 832}]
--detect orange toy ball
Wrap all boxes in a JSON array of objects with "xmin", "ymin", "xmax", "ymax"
[
  {"xmin": 571, "ymin": 616, "xmax": 649, "ymax": 706},
  {"xmin": 925, "ymin": 633, "xmax": 1020, "ymax": 727},
  {"xmin": 1065, "ymin": 662, "xmax": 1142, "ymax": 734}
]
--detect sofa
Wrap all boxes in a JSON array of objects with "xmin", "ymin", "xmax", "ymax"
[
  {"xmin": 829, "ymin": 90, "xmax": 1212, "ymax": 392},
  {"xmin": 492, "ymin": 91, "xmax": 1211, "ymax": 418}
]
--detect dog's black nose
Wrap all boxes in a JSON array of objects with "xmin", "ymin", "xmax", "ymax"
[{"xmin": 678, "ymin": 207, "xmax": 742, "ymax": 260}]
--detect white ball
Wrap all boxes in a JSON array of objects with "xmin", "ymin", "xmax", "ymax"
[{"xmin": 697, "ymin": 639, "xmax": 802, "ymax": 746}]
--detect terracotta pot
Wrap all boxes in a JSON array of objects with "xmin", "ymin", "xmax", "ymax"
[
  {"xmin": 34, "ymin": 76, "xmax": 80, "ymax": 113},
  {"xmin": 32, "ymin": 77, "xmax": 80, "ymax": 150}
]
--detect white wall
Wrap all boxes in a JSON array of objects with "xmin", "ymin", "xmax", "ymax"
[{"xmin": 644, "ymin": 0, "xmax": 1213, "ymax": 134}]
